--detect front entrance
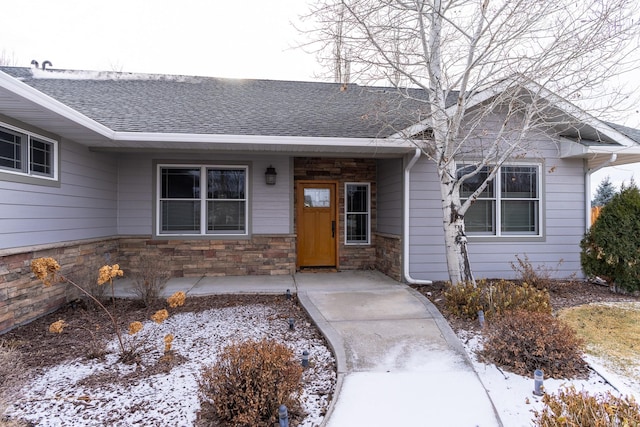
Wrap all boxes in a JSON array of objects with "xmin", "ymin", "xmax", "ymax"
[{"xmin": 296, "ymin": 181, "xmax": 338, "ymax": 268}]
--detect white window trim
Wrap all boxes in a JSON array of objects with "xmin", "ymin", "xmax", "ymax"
[
  {"xmin": 0, "ymin": 121, "xmax": 58, "ymax": 181},
  {"xmin": 156, "ymin": 164, "xmax": 249, "ymax": 237},
  {"xmin": 344, "ymin": 182, "xmax": 371, "ymax": 245},
  {"xmin": 460, "ymin": 162, "xmax": 542, "ymax": 238}
]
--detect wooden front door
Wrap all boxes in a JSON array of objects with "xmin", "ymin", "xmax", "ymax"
[{"xmin": 296, "ymin": 182, "xmax": 338, "ymax": 268}]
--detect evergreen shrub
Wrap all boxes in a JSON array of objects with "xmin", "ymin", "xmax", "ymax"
[{"xmin": 581, "ymin": 184, "xmax": 640, "ymax": 292}]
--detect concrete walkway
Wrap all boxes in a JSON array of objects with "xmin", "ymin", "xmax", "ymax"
[{"xmin": 114, "ymin": 271, "xmax": 501, "ymax": 426}]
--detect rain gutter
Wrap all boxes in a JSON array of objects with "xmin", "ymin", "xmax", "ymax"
[{"xmin": 403, "ymin": 147, "xmax": 433, "ymax": 285}]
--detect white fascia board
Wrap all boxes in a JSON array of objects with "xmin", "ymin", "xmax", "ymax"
[
  {"xmin": 560, "ymin": 137, "xmax": 640, "ymax": 159},
  {"xmin": 0, "ymin": 71, "xmax": 115, "ymax": 139},
  {"xmin": 390, "ymin": 79, "xmax": 639, "ymax": 149},
  {"xmin": 389, "ymin": 80, "xmax": 511, "ymax": 140},
  {"xmin": 522, "ymin": 82, "xmax": 638, "ymax": 148},
  {"xmin": 112, "ymin": 132, "xmax": 415, "ymax": 150}
]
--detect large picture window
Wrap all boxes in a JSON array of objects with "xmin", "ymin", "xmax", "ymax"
[
  {"xmin": 459, "ymin": 164, "xmax": 541, "ymax": 236},
  {"xmin": 345, "ymin": 182, "xmax": 370, "ymax": 244},
  {"xmin": 158, "ymin": 165, "xmax": 247, "ymax": 236},
  {"xmin": 0, "ymin": 123, "xmax": 57, "ymax": 180}
]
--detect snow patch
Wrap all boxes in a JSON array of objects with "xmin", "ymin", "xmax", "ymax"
[
  {"xmin": 5, "ymin": 304, "xmax": 336, "ymax": 427},
  {"xmin": 29, "ymin": 68, "xmax": 202, "ymax": 82}
]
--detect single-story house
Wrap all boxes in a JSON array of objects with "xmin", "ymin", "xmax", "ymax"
[{"xmin": 1, "ymin": 66, "xmax": 640, "ymax": 331}]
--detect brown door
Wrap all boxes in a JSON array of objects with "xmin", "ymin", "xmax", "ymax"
[{"xmin": 296, "ymin": 182, "xmax": 337, "ymax": 268}]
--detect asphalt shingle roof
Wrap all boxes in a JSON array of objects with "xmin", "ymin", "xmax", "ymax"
[{"xmin": 0, "ymin": 67, "xmax": 430, "ymax": 139}]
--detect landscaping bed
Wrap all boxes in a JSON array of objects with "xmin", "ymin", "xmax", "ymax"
[{"xmin": 0, "ymin": 294, "xmax": 336, "ymax": 427}]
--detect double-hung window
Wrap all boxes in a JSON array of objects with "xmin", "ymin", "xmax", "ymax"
[
  {"xmin": 345, "ymin": 182, "xmax": 370, "ymax": 244},
  {"xmin": 158, "ymin": 165, "xmax": 248, "ymax": 236},
  {"xmin": 0, "ymin": 123, "xmax": 57, "ymax": 180},
  {"xmin": 459, "ymin": 164, "xmax": 541, "ymax": 237}
]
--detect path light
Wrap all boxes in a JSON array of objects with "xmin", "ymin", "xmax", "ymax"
[
  {"xmin": 478, "ymin": 310, "xmax": 485, "ymax": 328},
  {"xmin": 288, "ymin": 318, "xmax": 295, "ymax": 330},
  {"xmin": 265, "ymin": 165, "xmax": 277, "ymax": 185},
  {"xmin": 278, "ymin": 405, "xmax": 289, "ymax": 427},
  {"xmin": 302, "ymin": 350, "xmax": 309, "ymax": 368},
  {"xmin": 286, "ymin": 289, "xmax": 291, "ymax": 300},
  {"xmin": 533, "ymin": 369, "xmax": 544, "ymax": 396}
]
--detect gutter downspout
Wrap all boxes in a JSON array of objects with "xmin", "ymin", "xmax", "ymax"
[
  {"xmin": 585, "ymin": 153, "xmax": 617, "ymax": 231},
  {"xmin": 403, "ymin": 148, "xmax": 433, "ymax": 285}
]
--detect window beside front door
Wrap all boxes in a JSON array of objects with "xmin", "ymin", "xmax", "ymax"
[
  {"xmin": 345, "ymin": 182, "xmax": 370, "ymax": 244},
  {"xmin": 458, "ymin": 164, "xmax": 541, "ymax": 237},
  {"xmin": 157, "ymin": 165, "xmax": 247, "ymax": 236}
]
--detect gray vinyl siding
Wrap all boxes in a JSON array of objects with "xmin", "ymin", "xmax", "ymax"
[
  {"xmin": 376, "ymin": 158, "xmax": 403, "ymax": 235},
  {"xmin": 117, "ymin": 154, "xmax": 153, "ymax": 235},
  {"xmin": 0, "ymin": 138, "xmax": 118, "ymax": 250},
  {"xmin": 251, "ymin": 157, "xmax": 292, "ymax": 234},
  {"xmin": 116, "ymin": 153, "xmax": 292, "ymax": 236},
  {"xmin": 408, "ymin": 135, "xmax": 586, "ymax": 282}
]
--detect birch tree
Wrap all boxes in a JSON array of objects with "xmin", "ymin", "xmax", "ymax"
[{"xmin": 301, "ymin": 0, "xmax": 640, "ymax": 284}]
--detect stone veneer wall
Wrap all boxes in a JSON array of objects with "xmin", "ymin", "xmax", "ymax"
[
  {"xmin": 0, "ymin": 238, "xmax": 119, "ymax": 333},
  {"xmin": 374, "ymin": 232, "xmax": 403, "ymax": 282},
  {"xmin": 118, "ymin": 235, "xmax": 296, "ymax": 277},
  {"xmin": 294, "ymin": 157, "xmax": 377, "ymax": 270},
  {"xmin": 0, "ymin": 234, "xmax": 295, "ymax": 332}
]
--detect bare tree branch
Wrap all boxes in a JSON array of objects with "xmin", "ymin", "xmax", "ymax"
[{"xmin": 299, "ymin": 0, "xmax": 640, "ymax": 283}]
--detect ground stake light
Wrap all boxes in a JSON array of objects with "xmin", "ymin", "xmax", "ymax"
[
  {"xmin": 533, "ymin": 369, "xmax": 544, "ymax": 396},
  {"xmin": 279, "ymin": 405, "xmax": 289, "ymax": 427},
  {"xmin": 478, "ymin": 310, "xmax": 485, "ymax": 328},
  {"xmin": 288, "ymin": 318, "xmax": 294, "ymax": 330}
]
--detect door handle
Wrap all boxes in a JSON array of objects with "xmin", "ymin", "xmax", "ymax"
[{"xmin": 332, "ymin": 221, "xmax": 336, "ymax": 238}]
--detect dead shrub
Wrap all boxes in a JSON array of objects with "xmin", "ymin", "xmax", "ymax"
[
  {"xmin": 0, "ymin": 341, "xmax": 24, "ymax": 389},
  {"xmin": 0, "ymin": 341, "xmax": 28, "ymax": 427},
  {"xmin": 198, "ymin": 338, "xmax": 303, "ymax": 426},
  {"xmin": 510, "ymin": 254, "xmax": 567, "ymax": 290},
  {"xmin": 67, "ymin": 259, "xmax": 108, "ymax": 308},
  {"xmin": 444, "ymin": 279, "xmax": 551, "ymax": 321},
  {"xmin": 533, "ymin": 386, "xmax": 640, "ymax": 426},
  {"xmin": 478, "ymin": 310, "xmax": 589, "ymax": 378},
  {"xmin": 129, "ymin": 255, "xmax": 172, "ymax": 307}
]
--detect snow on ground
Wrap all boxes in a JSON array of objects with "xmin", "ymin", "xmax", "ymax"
[
  {"xmin": 460, "ymin": 331, "xmax": 640, "ymax": 427},
  {"xmin": 6, "ymin": 302, "xmax": 640, "ymax": 426},
  {"xmin": 5, "ymin": 304, "xmax": 336, "ymax": 427}
]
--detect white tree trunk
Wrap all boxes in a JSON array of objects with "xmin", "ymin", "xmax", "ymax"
[
  {"xmin": 440, "ymin": 181, "xmax": 475, "ymax": 285},
  {"xmin": 302, "ymin": 0, "xmax": 639, "ymax": 284}
]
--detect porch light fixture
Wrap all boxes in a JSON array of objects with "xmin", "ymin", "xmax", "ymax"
[{"xmin": 265, "ymin": 165, "xmax": 277, "ymax": 185}]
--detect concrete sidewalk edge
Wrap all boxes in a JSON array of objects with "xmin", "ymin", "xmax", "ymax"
[
  {"xmin": 296, "ymin": 290, "xmax": 347, "ymax": 427},
  {"xmin": 406, "ymin": 286, "xmax": 504, "ymax": 427}
]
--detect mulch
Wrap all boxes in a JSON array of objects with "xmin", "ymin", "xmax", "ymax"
[
  {"xmin": 3, "ymin": 279, "xmax": 638, "ymax": 375},
  {"xmin": 411, "ymin": 279, "xmax": 640, "ymax": 332},
  {"xmin": 1, "ymin": 294, "xmax": 304, "ymax": 371}
]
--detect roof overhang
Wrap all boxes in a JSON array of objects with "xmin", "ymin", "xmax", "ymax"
[
  {"xmin": 559, "ymin": 136, "xmax": 640, "ymax": 169},
  {"xmin": 95, "ymin": 133, "xmax": 417, "ymax": 157},
  {"xmin": 0, "ymin": 70, "xmax": 415, "ymax": 157},
  {"xmin": 0, "ymin": 70, "xmax": 114, "ymax": 145},
  {"xmin": 390, "ymin": 77, "xmax": 640, "ymax": 167}
]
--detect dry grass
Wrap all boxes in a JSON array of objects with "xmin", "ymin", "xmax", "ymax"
[{"xmin": 558, "ymin": 302, "xmax": 640, "ymax": 380}]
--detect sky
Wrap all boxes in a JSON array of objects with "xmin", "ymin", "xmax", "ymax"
[{"xmin": 1, "ymin": 0, "xmax": 639, "ymax": 195}]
